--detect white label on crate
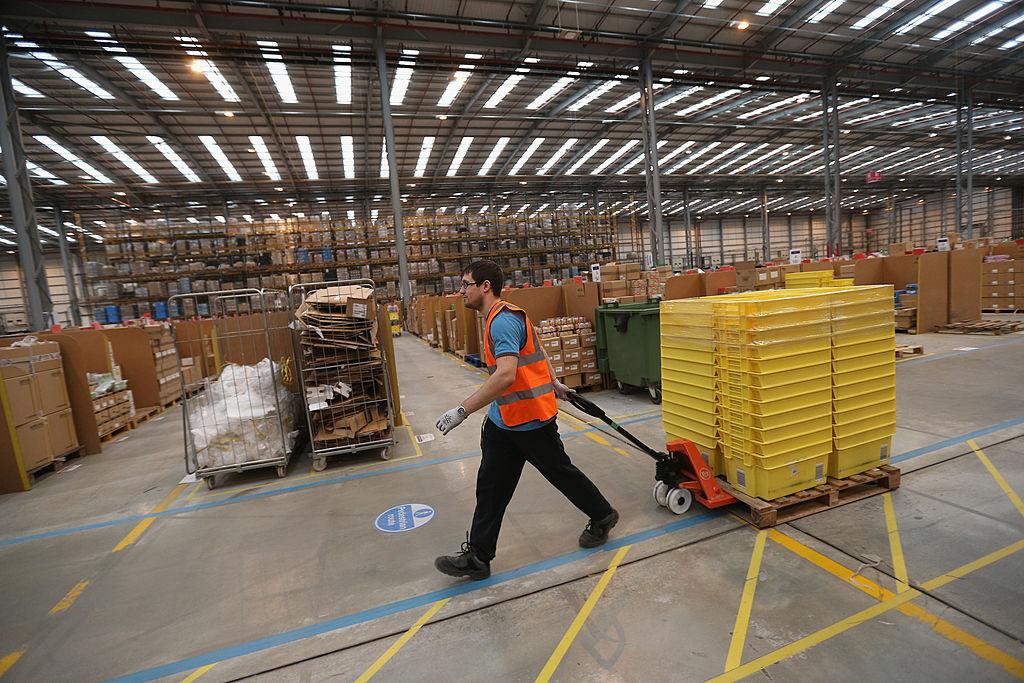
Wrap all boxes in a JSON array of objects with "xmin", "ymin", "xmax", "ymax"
[
  {"xmin": 815, "ymin": 463, "xmax": 824, "ymax": 480},
  {"xmin": 415, "ymin": 433, "xmax": 435, "ymax": 444},
  {"xmin": 880, "ymin": 444, "xmax": 888, "ymax": 460},
  {"xmin": 375, "ymin": 503, "xmax": 435, "ymax": 533},
  {"xmin": 736, "ymin": 468, "xmax": 746, "ymax": 489}
]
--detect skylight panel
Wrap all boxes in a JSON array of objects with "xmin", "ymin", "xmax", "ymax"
[
  {"xmin": 537, "ymin": 138, "xmax": 578, "ymax": 174},
  {"xmin": 687, "ymin": 143, "xmax": 745, "ymax": 174},
  {"xmin": 437, "ymin": 53, "xmax": 482, "ymax": 107},
  {"xmin": 146, "ymin": 135, "xmax": 200, "ymax": 182},
  {"xmin": 247, "ymin": 135, "xmax": 281, "ymax": 181},
  {"xmin": 257, "ymin": 41, "xmax": 298, "ymax": 104},
  {"xmin": 340, "ymin": 135, "xmax": 356, "ymax": 179},
  {"xmin": 34, "ymin": 135, "xmax": 113, "ymax": 183},
  {"xmin": 806, "ymin": 146, "xmax": 875, "ymax": 174},
  {"xmin": 768, "ymin": 147, "xmax": 822, "ymax": 173},
  {"xmin": 998, "ymin": 29, "xmax": 1024, "ymax": 49},
  {"xmin": 91, "ymin": 135, "xmax": 158, "ymax": 183},
  {"xmin": 793, "ymin": 97, "xmax": 872, "ymax": 122},
  {"xmin": 894, "ymin": 0, "xmax": 962, "ymax": 35},
  {"xmin": 87, "ymin": 31, "xmax": 178, "ymax": 100},
  {"xmin": 414, "ymin": 136, "xmax": 436, "ymax": 177},
  {"xmin": 26, "ymin": 161, "xmax": 67, "ymax": 185},
  {"xmin": 484, "ymin": 63, "xmax": 532, "ymax": 108},
  {"xmin": 658, "ymin": 141, "xmax": 697, "ymax": 167},
  {"xmin": 851, "ymin": 0, "xmax": 912, "ymax": 29},
  {"xmin": 446, "ymin": 137, "xmax": 474, "ymax": 176},
  {"xmin": 846, "ymin": 102, "xmax": 924, "ymax": 124},
  {"xmin": 11, "ymin": 79, "xmax": 44, "ymax": 98},
  {"xmin": 15, "ymin": 41, "xmax": 114, "ymax": 99},
  {"xmin": 844, "ymin": 147, "xmax": 910, "ymax": 173},
  {"xmin": 563, "ymin": 138, "xmax": 610, "ymax": 174},
  {"xmin": 526, "ymin": 77, "xmax": 576, "ymax": 110},
  {"xmin": 703, "ymin": 0, "xmax": 725, "ymax": 7},
  {"xmin": 676, "ymin": 89, "xmax": 741, "ymax": 117},
  {"xmin": 655, "ymin": 86, "xmax": 703, "ymax": 111},
  {"xmin": 889, "ymin": 108, "xmax": 956, "ymax": 126},
  {"xmin": 391, "ymin": 49, "xmax": 418, "ymax": 106},
  {"xmin": 756, "ymin": 0, "xmax": 788, "ymax": 17},
  {"xmin": 333, "ymin": 45, "xmax": 352, "ymax": 105},
  {"xmin": 198, "ymin": 135, "xmax": 242, "ymax": 181},
  {"xmin": 296, "ymin": 135, "xmax": 318, "ymax": 180},
  {"xmin": 739, "ymin": 93, "xmax": 811, "ymax": 120},
  {"xmin": 931, "ymin": 0, "xmax": 1008, "ymax": 40},
  {"xmin": 971, "ymin": 10, "xmax": 1024, "ymax": 43},
  {"xmin": 515, "ymin": 204, "xmax": 531, "ymax": 215},
  {"xmin": 711, "ymin": 142, "xmax": 768, "ymax": 173},
  {"xmin": 808, "ymin": 0, "xmax": 847, "ymax": 23},
  {"xmin": 380, "ymin": 139, "xmax": 389, "ymax": 178},
  {"xmin": 591, "ymin": 140, "xmax": 639, "ymax": 175},
  {"xmin": 616, "ymin": 141, "xmax": 667, "ymax": 174},
  {"xmin": 477, "ymin": 137, "xmax": 510, "ymax": 175},
  {"xmin": 509, "ymin": 137, "xmax": 545, "ymax": 175},
  {"xmin": 175, "ymin": 36, "xmax": 240, "ymax": 102},
  {"xmin": 666, "ymin": 143, "xmax": 720, "ymax": 174}
]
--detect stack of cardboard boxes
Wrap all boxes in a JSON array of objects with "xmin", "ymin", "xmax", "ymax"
[
  {"xmin": 895, "ymin": 290, "xmax": 918, "ymax": 331},
  {"xmin": 733, "ymin": 262, "xmax": 792, "ymax": 293},
  {"xmin": 599, "ymin": 262, "xmax": 672, "ymax": 303},
  {"xmin": 538, "ymin": 317, "xmax": 601, "ymax": 389},
  {"xmin": 981, "ymin": 259, "xmax": 1020, "ymax": 312},
  {"xmin": 144, "ymin": 325, "xmax": 183, "ymax": 406},
  {"xmin": 93, "ymin": 388, "xmax": 133, "ymax": 438}
]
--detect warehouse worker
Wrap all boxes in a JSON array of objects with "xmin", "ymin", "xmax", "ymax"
[{"xmin": 434, "ymin": 260, "xmax": 618, "ymax": 580}]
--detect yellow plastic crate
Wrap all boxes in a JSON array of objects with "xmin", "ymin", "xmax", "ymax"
[
  {"xmin": 717, "ymin": 335, "xmax": 830, "ymax": 360},
  {"xmin": 663, "ymin": 389, "xmax": 716, "ymax": 415},
  {"xmin": 833, "ymin": 421, "xmax": 897, "ymax": 450},
  {"xmin": 723, "ymin": 388, "xmax": 833, "ymax": 416},
  {"xmin": 832, "ymin": 350, "xmax": 896, "ymax": 374},
  {"xmin": 664, "ymin": 427, "xmax": 718, "ymax": 453},
  {"xmin": 662, "ymin": 322, "xmax": 715, "ymax": 339},
  {"xmin": 786, "ymin": 272, "xmax": 834, "ymax": 288},
  {"xmin": 833, "ymin": 410, "xmax": 897, "ymax": 439},
  {"xmin": 831, "ymin": 299, "xmax": 893, "ymax": 319},
  {"xmin": 722, "ymin": 450, "xmax": 828, "ymax": 500},
  {"xmin": 661, "ymin": 299, "xmax": 714, "ymax": 316},
  {"xmin": 719, "ymin": 425, "xmax": 833, "ymax": 457},
  {"xmin": 832, "ymin": 362, "xmax": 895, "ymax": 387},
  {"xmin": 833, "ymin": 399, "xmax": 895, "ymax": 425},
  {"xmin": 831, "ymin": 337, "xmax": 895, "ymax": 360},
  {"xmin": 831, "ymin": 311, "xmax": 895, "ymax": 333},
  {"xmin": 714, "ymin": 309, "xmax": 830, "ymax": 331},
  {"xmin": 722, "ymin": 439, "xmax": 832, "ymax": 470},
  {"xmin": 817, "ymin": 284, "xmax": 894, "ymax": 304},
  {"xmin": 719, "ymin": 375, "xmax": 832, "ymax": 402},
  {"xmin": 718, "ymin": 362, "xmax": 831, "ymax": 389},
  {"xmin": 829, "ymin": 436, "xmax": 892, "ymax": 479},
  {"xmin": 662, "ymin": 344, "xmax": 715, "ymax": 366},
  {"xmin": 663, "ymin": 368, "xmax": 716, "ymax": 396},
  {"xmin": 717, "ymin": 348, "xmax": 831, "ymax": 374},
  {"xmin": 663, "ymin": 411, "xmax": 718, "ymax": 446},
  {"xmin": 720, "ymin": 412, "xmax": 832, "ymax": 443},
  {"xmin": 715, "ymin": 321, "xmax": 832, "ymax": 345},
  {"xmin": 832, "ymin": 375, "xmax": 896, "ymax": 402},
  {"xmin": 832, "ymin": 322, "xmax": 896, "ymax": 347},
  {"xmin": 709, "ymin": 290, "xmax": 828, "ymax": 314},
  {"xmin": 663, "ymin": 356, "xmax": 716, "ymax": 377},
  {"xmin": 719, "ymin": 400, "xmax": 831, "ymax": 430},
  {"xmin": 661, "ymin": 334, "xmax": 715, "ymax": 353},
  {"xmin": 832, "ymin": 386, "xmax": 896, "ymax": 412}
]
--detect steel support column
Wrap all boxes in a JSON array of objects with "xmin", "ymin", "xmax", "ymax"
[
  {"xmin": 954, "ymin": 80, "xmax": 975, "ymax": 237},
  {"xmin": 682, "ymin": 186, "xmax": 694, "ymax": 268},
  {"xmin": 376, "ymin": 36, "xmax": 411, "ymax": 302},
  {"xmin": 53, "ymin": 204, "xmax": 82, "ymax": 327},
  {"xmin": 887, "ymin": 190, "xmax": 896, "ymax": 245},
  {"xmin": 821, "ymin": 75, "xmax": 841, "ymax": 256},
  {"xmin": 639, "ymin": 56, "xmax": 664, "ymax": 266},
  {"xmin": 0, "ymin": 39, "xmax": 51, "ymax": 331},
  {"xmin": 760, "ymin": 186, "xmax": 770, "ymax": 260}
]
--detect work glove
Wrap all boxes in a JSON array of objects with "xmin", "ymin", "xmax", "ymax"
[
  {"xmin": 553, "ymin": 380, "xmax": 570, "ymax": 399},
  {"xmin": 436, "ymin": 405, "xmax": 468, "ymax": 435}
]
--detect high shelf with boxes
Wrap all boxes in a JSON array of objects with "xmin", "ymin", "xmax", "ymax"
[
  {"xmin": 537, "ymin": 317, "xmax": 601, "ymax": 390},
  {"xmin": 84, "ymin": 211, "xmax": 617, "ymax": 320},
  {"xmin": 981, "ymin": 257, "xmax": 1019, "ymax": 312}
]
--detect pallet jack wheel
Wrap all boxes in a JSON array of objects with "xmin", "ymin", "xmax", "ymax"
[
  {"xmin": 653, "ymin": 481, "xmax": 670, "ymax": 507},
  {"xmin": 666, "ymin": 488, "xmax": 692, "ymax": 515},
  {"xmin": 312, "ymin": 458, "xmax": 327, "ymax": 472}
]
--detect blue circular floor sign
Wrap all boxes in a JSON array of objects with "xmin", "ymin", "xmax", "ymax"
[{"xmin": 375, "ymin": 503, "xmax": 435, "ymax": 533}]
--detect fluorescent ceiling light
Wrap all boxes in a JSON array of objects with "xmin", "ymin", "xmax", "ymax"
[
  {"xmin": 666, "ymin": 142, "xmax": 720, "ymax": 174},
  {"xmin": 477, "ymin": 137, "xmax": 510, "ymax": 175},
  {"xmin": 756, "ymin": 0, "xmax": 788, "ymax": 17},
  {"xmin": 844, "ymin": 147, "xmax": 910, "ymax": 173},
  {"xmin": 617, "ymin": 141, "xmax": 667, "ymax": 174},
  {"xmin": 769, "ymin": 148, "xmax": 822, "ymax": 173},
  {"xmin": 91, "ymin": 135, "xmax": 158, "ymax": 183},
  {"xmin": 793, "ymin": 97, "xmax": 872, "ymax": 122},
  {"xmin": 485, "ymin": 63, "xmax": 532, "ymax": 108},
  {"xmin": 446, "ymin": 136, "xmax": 474, "ymax": 176},
  {"xmin": 658, "ymin": 141, "xmax": 697, "ymax": 167},
  {"xmin": 807, "ymin": 146, "xmax": 875, "ymax": 174},
  {"xmin": 515, "ymin": 204, "xmax": 530, "ymax": 215},
  {"xmin": 851, "ymin": 0, "xmax": 912, "ymax": 29},
  {"xmin": 186, "ymin": 216, "xmax": 199, "ymax": 223},
  {"xmin": 526, "ymin": 77, "xmax": 575, "ymax": 110},
  {"xmin": 26, "ymin": 161, "xmax": 67, "ymax": 185},
  {"xmin": 34, "ymin": 134, "xmax": 113, "ymax": 183},
  {"xmin": 437, "ymin": 53, "xmax": 482, "ymax": 107},
  {"xmin": 296, "ymin": 135, "xmax": 318, "ymax": 180},
  {"xmin": 568, "ymin": 80, "xmax": 625, "ymax": 112},
  {"xmin": 242, "ymin": 214, "xmax": 254, "ymax": 222},
  {"xmin": 846, "ymin": 101, "xmax": 924, "ymax": 124},
  {"xmin": 379, "ymin": 138, "xmax": 389, "ymax": 178},
  {"xmin": 15, "ymin": 41, "xmax": 114, "ymax": 99},
  {"xmin": 87, "ymin": 31, "xmax": 178, "ymax": 100},
  {"xmin": 711, "ymin": 142, "xmax": 769, "ymax": 173},
  {"xmin": 604, "ymin": 84, "xmax": 666, "ymax": 114},
  {"xmin": 563, "ymin": 138, "xmax": 610, "ymax": 174},
  {"xmin": 415, "ymin": 136, "xmax": 436, "ymax": 177},
  {"xmin": 998, "ymin": 29, "xmax": 1024, "ymax": 49},
  {"xmin": 739, "ymin": 93, "xmax": 811, "ymax": 120},
  {"xmin": 333, "ymin": 46, "xmax": 352, "ymax": 105},
  {"xmin": 176, "ymin": 37, "xmax": 240, "ymax": 102},
  {"xmin": 889, "ymin": 108, "xmax": 956, "ymax": 126},
  {"xmin": 703, "ymin": 0, "xmax": 724, "ymax": 7},
  {"xmin": 676, "ymin": 89, "xmax": 740, "ymax": 117},
  {"xmin": 391, "ymin": 49, "xmax": 418, "ymax": 106},
  {"xmin": 509, "ymin": 137, "xmax": 545, "ymax": 175},
  {"xmin": 894, "ymin": 0, "xmax": 962, "ymax": 34},
  {"xmin": 248, "ymin": 135, "xmax": 281, "ymax": 181},
  {"xmin": 257, "ymin": 41, "xmax": 298, "ymax": 104},
  {"xmin": 146, "ymin": 135, "xmax": 200, "ymax": 182},
  {"xmin": 932, "ymin": 0, "xmax": 1008, "ymax": 40},
  {"xmin": 591, "ymin": 140, "xmax": 639, "ymax": 174},
  {"xmin": 687, "ymin": 143, "xmax": 745, "ymax": 174},
  {"xmin": 537, "ymin": 138, "xmax": 578, "ymax": 174},
  {"xmin": 11, "ymin": 79, "xmax": 44, "ymax": 98},
  {"xmin": 808, "ymin": 0, "xmax": 846, "ymax": 23},
  {"xmin": 655, "ymin": 86, "xmax": 703, "ymax": 111},
  {"xmin": 340, "ymin": 135, "xmax": 356, "ymax": 178},
  {"xmin": 971, "ymin": 10, "xmax": 1024, "ymax": 43},
  {"xmin": 198, "ymin": 135, "xmax": 242, "ymax": 181}
]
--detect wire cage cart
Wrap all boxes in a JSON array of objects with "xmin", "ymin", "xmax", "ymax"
[
  {"xmin": 290, "ymin": 279, "xmax": 395, "ymax": 471},
  {"xmin": 170, "ymin": 288, "xmax": 299, "ymax": 489}
]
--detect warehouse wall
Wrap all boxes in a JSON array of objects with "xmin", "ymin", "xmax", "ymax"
[
  {"xmin": 865, "ymin": 186, "xmax": 1018, "ymax": 248},
  {"xmin": 0, "ymin": 254, "xmax": 88, "ymax": 332}
]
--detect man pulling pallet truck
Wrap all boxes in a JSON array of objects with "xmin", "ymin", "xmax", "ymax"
[{"xmin": 434, "ymin": 260, "xmax": 620, "ymax": 580}]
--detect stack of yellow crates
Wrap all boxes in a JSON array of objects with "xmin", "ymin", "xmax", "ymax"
[
  {"xmin": 660, "ymin": 299, "xmax": 719, "ymax": 470},
  {"xmin": 712, "ymin": 291, "xmax": 834, "ymax": 499},
  {"xmin": 826, "ymin": 285, "xmax": 896, "ymax": 477},
  {"xmin": 786, "ymin": 270, "xmax": 834, "ymax": 288}
]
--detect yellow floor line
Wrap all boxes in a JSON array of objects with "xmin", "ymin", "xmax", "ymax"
[
  {"xmin": 967, "ymin": 439, "xmax": 1024, "ymax": 518},
  {"xmin": 0, "ymin": 651, "xmax": 24, "ymax": 678},
  {"xmin": 724, "ymin": 530, "xmax": 769, "ymax": 672},
  {"xmin": 882, "ymin": 493, "xmax": 910, "ymax": 593},
  {"xmin": 402, "ymin": 411, "xmax": 423, "ymax": 459},
  {"xmin": 183, "ymin": 481, "xmax": 203, "ymax": 503},
  {"xmin": 354, "ymin": 598, "xmax": 449, "ymax": 682},
  {"xmin": 111, "ymin": 483, "xmax": 188, "ymax": 553},
  {"xmin": 920, "ymin": 538, "xmax": 1024, "ymax": 592},
  {"xmin": 48, "ymin": 579, "xmax": 91, "ymax": 615},
  {"xmin": 535, "ymin": 545, "xmax": 632, "ymax": 683},
  {"xmin": 179, "ymin": 663, "xmax": 216, "ymax": 682}
]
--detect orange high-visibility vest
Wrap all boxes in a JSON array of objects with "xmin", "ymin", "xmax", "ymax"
[{"xmin": 483, "ymin": 301, "xmax": 557, "ymax": 427}]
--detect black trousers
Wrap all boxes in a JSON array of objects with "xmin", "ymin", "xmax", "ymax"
[{"xmin": 469, "ymin": 418, "xmax": 614, "ymax": 562}]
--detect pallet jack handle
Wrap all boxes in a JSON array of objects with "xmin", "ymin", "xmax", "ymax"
[{"xmin": 563, "ymin": 391, "xmax": 665, "ymax": 461}]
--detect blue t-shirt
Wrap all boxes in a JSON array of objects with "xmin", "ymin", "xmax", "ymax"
[{"xmin": 487, "ymin": 307, "xmax": 553, "ymax": 431}]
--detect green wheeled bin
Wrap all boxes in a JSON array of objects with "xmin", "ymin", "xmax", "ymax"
[{"xmin": 595, "ymin": 300, "xmax": 662, "ymax": 403}]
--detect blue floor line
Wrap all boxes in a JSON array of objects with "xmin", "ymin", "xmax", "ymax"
[
  {"xmin": 105, "ymin": 511, "xmax": 720, "ymax": 683},
  {"xmin": 890, "ymin": 416, "xmax": 1024, "ymax": 463}
]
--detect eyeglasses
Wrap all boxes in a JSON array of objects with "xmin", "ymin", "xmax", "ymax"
[{"xmin": 459, "ymin": 280, "xmax": 478, "ymax": 290}]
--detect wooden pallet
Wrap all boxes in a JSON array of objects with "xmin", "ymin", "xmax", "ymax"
[
  {"xmin": 133, "ymin": 406, "xmax": 159, "ymax": 424},
  {"xmin": 936, "ymin": 320, "xmax": 1023, "ymax": 335},
  {"xmin": 99, "ymin": 421, "xmax": 133, "ymax": 442},
  {"xmin": 895, "ymin": 344, "xmax": 924, "ymax": 360},
  {"xmin": 720, "ymin": 465, "xmax": 901, "ymax": 529}
]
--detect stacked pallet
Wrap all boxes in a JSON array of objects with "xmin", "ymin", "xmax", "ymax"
[
  {"xmin": 981, "ymin": 258, "xmax": 1019, "ymax": 312},
  {"xmin": 538, "ymin": 317, "xmax": 601, "ymax": 389},
  {"xmin": 144, "ymin": 325, "xmax": 182, "ymax": 406},
  {"xmin": 93, "ymin": 387, "xmax": 133, "ymax": 438}
]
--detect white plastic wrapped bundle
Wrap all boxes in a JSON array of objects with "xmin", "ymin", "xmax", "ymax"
[{"xmin": 190, "ymin": 359, "xmax": 296, "ymax": 469}]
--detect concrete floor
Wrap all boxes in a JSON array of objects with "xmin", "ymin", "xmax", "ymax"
[{"xmin": 0, "ymin": 324, "xmax": 1022, "ymax": 682}]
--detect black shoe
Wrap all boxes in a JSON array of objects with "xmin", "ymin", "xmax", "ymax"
[
  {"xmin": 579, "ymin": 509, "xmax": 619, "ymax": 548},
  {"xmin": 435, "ymin": 541, "xmax": 491, "ymax": 580}
]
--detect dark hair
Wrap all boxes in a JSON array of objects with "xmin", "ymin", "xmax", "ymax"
[{"xmin": 464, "ymin": 260, "xmax": 504, "ymax": 296}]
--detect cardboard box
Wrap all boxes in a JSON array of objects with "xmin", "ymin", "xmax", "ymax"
[
  {"xmin": 622, "ymin": 262, "xmax": 642, "ymax": 275},
  {"xmin": 563, "ymin": 349, "xmax": 581, "ymax": 362},
  {"xmin": 581, "ymin": 332, "xmax": 598, "ymax": 346},
  {"xmin": 45, "ymin": 408, "xmax": 78, "ymax": 456},
  {"xmin": 889, "ymin": 242, "xmax": 911, "ymax": 255},
  {"xmin": 552, "ymin": 364, "xmax": 565, "ymax": 376},
  {"xmin": 735, "ymin": 270, "xmax": 757, "ymax": 288},
  {"xmin": 983, "ymin": 286, "xmax": 1015, "ymax": 298},
  {"xmin": 30, "ymin": 342, "xmax": 61, "ymax": 372},
  {"xmin": 584, "ymin": 372, "xmax": 603, "ymax": 386},
  {"xmin": 580, "ymin": 347, "xmax": 597, "ymax": 361},
  {"xmin": 17, "ymin": 418, "xmax": 51, "ymax": 471},
  {"xmin": 618, "ymin": 296, "xmax": 636, "ymax": 304},
  {"xmin": 601, "ymin": 264, "xmax": 621, "ymax": 280},
  {"xmin": 602, "ymin": 280, "xmax": 629, "ymax": 295},
  {"xmin": 540, "ymin": 337, "xmax": 561, "ymax": 354},
  {"xmin": 563, "ymin": 373, "xmax": 583, "ymax": 389},
  {"xmin": 0, "ymin": 346, "xmax": 33, "ymax": 379},
  {"xmin": 988, "ymin": 273, "xmax": 1017, "ymax": 286},
  {"xmin": 982, "ymin": 299, "xmax": 1014, "ymax": 310},
  {"xmin": 560, "ymin": 334, "xmax": 580, "ymax": 349},
  {"xmin": 984, "ymin": 261, "xmax": 1015, "ymax": 273},
  {"xmin": 580, "ymin": 359, "xmax": 598, "ymax": 372},
  {"xmin": 1016, "ymin": 284, "xmax": 1024, "ymax": 299},
  {"xmin": 34, "ymin": 368, "xmax": 69, "ymax": 414},
  {"xmin": 898, "ymin": 293, "xmax": 918, "ymax": 308},
  {"xmin": 4, "ymin": 375, "xmax": 39, "ymax": 426},
  {"xmin": 548, "ymin": 351, "xmax": 562, "ymax": 364},
  {"xmin": 563, "ymin": 362, "xmax": 581, "ymax": 374}
]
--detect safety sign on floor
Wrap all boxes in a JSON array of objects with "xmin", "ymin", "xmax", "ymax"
[{"xmin": 375, "ymin": 503, "xmax": 435, "ymax": 533}]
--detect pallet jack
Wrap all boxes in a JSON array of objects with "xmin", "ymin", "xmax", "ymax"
[{"xmin": 564, "ymin": 391, "xmax": 736, "ymax": 515}]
